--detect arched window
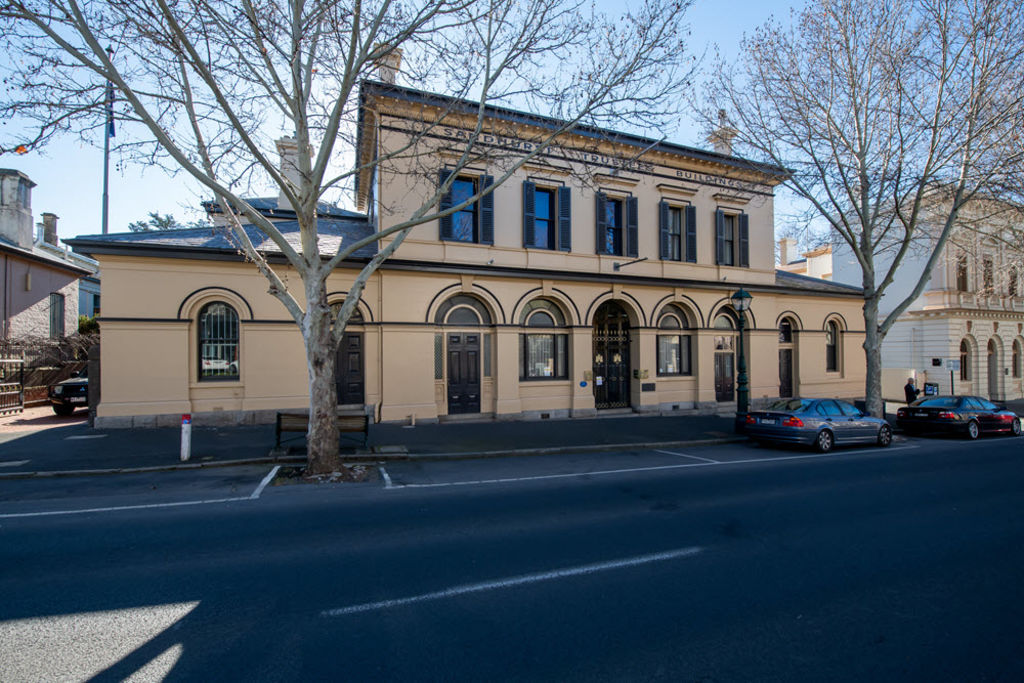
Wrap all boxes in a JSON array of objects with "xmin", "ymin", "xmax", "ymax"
[
  {"xmin": 1014, "ymin": 340, "xmax": 1022, "ymax": 379},
  {"xmin": 825, "ymin": 320, "xmax": 840, "ymax": 372},
  {"xmin": 330, "ymin": 301, "xmax": 364, "ymax": 329},
  {"xmin": 198, "ymin": 302, "xmax": 239, "ymax": 380},
  {"xmin": 779, "ymin": 319, "xmax": 794, "ymax": 344},
  {"xmin": 960, "ymin": 339, "xmax": 971, "ymax": 381},
  {"xmin": 434, "ymin": 294, "xmax": 492, "ymax": 326},
  {"xmin": 519, "ymin": 299, "xmax": 568, "ymax": 380},
  {"xmin": 714, "ymin": 313, "xmax": 735, "ymax": 329},
  {"xmin": 656, "ymin": 305, "xmax": 693, "ymax": 376},
  {"xmin": 956, "ymin": 254, "xmax": 969, "ymax": 291}
]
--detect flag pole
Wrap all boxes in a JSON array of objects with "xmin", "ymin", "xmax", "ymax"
[{"xmin": 101, "ymin": 45, "xmax": 114, "ymax": 235}]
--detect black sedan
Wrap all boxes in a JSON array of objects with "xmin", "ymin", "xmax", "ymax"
[
  {"xmin": 48, "ymin": 368, "xmax": 88, "ymax": 416},
  {"xmin": 744, "ymin": 398, "xmax": 892, "ymax": 453},
  {"xmin": 896, "ymin": 395, "xmax": 1021, "ymax": 439}
]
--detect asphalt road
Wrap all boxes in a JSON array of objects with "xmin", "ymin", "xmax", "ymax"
[{"xmin": 2, "ymin": 436, "xmax": 1023, "ymax": 681}]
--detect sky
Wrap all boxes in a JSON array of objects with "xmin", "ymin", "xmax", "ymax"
[{"xmin": 2, "ymin": 0, "xmax": 793, "ymax": 242}]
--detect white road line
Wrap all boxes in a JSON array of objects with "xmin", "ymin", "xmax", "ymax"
[
  {"xmin": 321, "ymin": 546, "xmax": 703, "ymax": 617},
  {"xmin": 0, "ymin": 497, "xmax": 251, "ymax": 519},
  {"xmin": 378, "ymin": 466, "xmax": 394, "ymax": 489},
  {"xmin": 394, "ymin": 445, "xmax": 919, "ymax": 490},
  {"xmin": 250, "ymin": 465, "xmax": 280, "ymax": 499},
  {"xmin": 64, "ymin": 435, "xmax": 108, "ymax": 440},
  {"xmin": 655, "ymin": 449, "xmax": 720, "ymax": 463},
  {"xmin": 0, "ymin": 460, "xmax": 30, "ymax": 468}
]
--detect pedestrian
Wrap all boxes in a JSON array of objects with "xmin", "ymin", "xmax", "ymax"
[{"xmin": 904, "ymin": 377, "xmax": 921, "ymax": 404}]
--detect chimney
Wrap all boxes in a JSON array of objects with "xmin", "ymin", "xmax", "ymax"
[
  {"xmin": 0, "ymin": 169, "xmax": 36, "ymax": 250},
  {"xmin": 779, "ymin": 237, "xmax": 797, "ymax": 265},
  {"xmin": 374, "ymin": 46, "xmax": 402, "ymax": 84},
  {"xmin": 707, "ymin": 109, "xmax": 737, "ymax": 156},
  {"xmin": 275, "ymin": 137, "xmax": 302, "ymax": 212},
  {"xmin": 42, "ymin": 212, "xmax": 58, "ymax": 246}
]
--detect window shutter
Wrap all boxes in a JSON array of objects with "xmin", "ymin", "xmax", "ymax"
[
  {"xmin": 522, "ymin": 180, "xmax": 536, "ymax": 248},
  {"xmin": 659, "ymin": 200, "xmax": 671, "ymax": 260},
  {"xmin": 479, "ymin": 175, "xmax": 495, "ymax": 245},
  {"xmin": 438, "ymin": 169, "xmax": 454, "ymax": 240},
  {"xmin": 738, "ymin": 212, "xmax": 749, "ymax": 267},
  {"xmin": 558, "ymin": 186, "xmax": 572, "ymax": 252},
  {"xmin": 595, "ymin": 192, "xmax": 607, "ymax": 254},
  {"xmin": 715, "ymin": 209, "xmax": 726, "ymax": 265},
  {"xmin": 626, "ymin": 196, "xmax": 639, "ymax": 258},
  {"xmin": 685, "ymin": 205, "xmax": 697, "ymax": 263}
]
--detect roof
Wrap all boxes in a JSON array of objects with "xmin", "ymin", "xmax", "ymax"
[
  {"xmin": 67, "ymin": 218, "xmax": 377, "ymax": 261},
  {"xmin": 359, "ymin": 80, "xmax": 790, "ymax": 179},
  {"xmin": 0, "ymin": 235, "xmax": 93, "ymax": 276},
  {"xmin": 775, "ymin": 269, "xmax": 862, "ymax": 294},
  {"xmin": 202, "ymin": 197, "xmax": 363, "ymax": 220}
]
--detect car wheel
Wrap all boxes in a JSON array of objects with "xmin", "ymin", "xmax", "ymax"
[
  {"xmin": 966, "ymin": 420, "xmax": 980, "ymax": 440},
  {"xmin": 815, "ymin": 429, "xmax": 834, "ymax": 453},
  {"xmin": 1011, "ymin": 418, "xmax": 1021, "ymax": 437},
  {"xmin": 877, "ymin": 424, "xmax": 892, "ymax": 447},
  {"xmin": 52, "ymin": 404, "xmax": 75, "ymax": 417}
]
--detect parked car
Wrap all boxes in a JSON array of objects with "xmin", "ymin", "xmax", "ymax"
[
  {"xmin": 896, "ymin": 395, "xmax": 1021, "ymax": 439},
  {"xmin": 744, "ymin": 397, "xmax": 892, "ymax": 453},
  {"xmin": 48, "ymin": 367, "xmax": 88, "ymax": 416}
]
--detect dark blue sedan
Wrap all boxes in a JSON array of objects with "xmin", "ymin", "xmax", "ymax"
[{"xmin": 744, "ymin": 398, "xmax": 892, "ymax": 452}]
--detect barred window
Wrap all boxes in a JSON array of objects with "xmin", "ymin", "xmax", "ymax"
[
  {"xmin": 656, "ymin": 306, "xmax": 692, "ymax": 376},
  {"xmin": 198, "ymin": 302, "xmax": 240, "ymax": 380},
  {"xmin": 519, "ymin": 299, "xmax": 569, "ymax": 380}
]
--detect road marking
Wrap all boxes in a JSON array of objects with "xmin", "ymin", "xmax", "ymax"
[
  {"xmin": 64, "ymin": 435, "xmax": 108, "ymax": 440},
  {"xmin": 392, "ymin": 445, "xmax": 919, "ymax": 489},
  {"xmin": 656, "ymin": 449, "xmax": 720, "ymax": 463},
  {"xmin": 321, "ymin": 546, "xmax": 703, "ymax": 617},
  {"xmin": 250, "ymin": 465, "xmax": 280, "ymax": 499},
  {"xmin": 378, "ymin": 466, "xmax": 394, "ymax": 489},
  {"xmin": 0, "ymin": 497, "xmax": 251, "ymax": 519},
  {"xmin": 0, "ymin": 460, "xmax": 30, "ymax": 468}
]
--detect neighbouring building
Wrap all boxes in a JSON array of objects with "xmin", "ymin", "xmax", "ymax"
[
  {"xmin": 68, "ymin": 79, "xmax": 867, "ymax": 428},
  {"xmin": 777, "ymin": 237, "xmax": 832, "ymax": 280},
  {"xmin": 833, "ymin": 200, "xmax": 1024, "ymax": 401},
  {"xmin": 1, "ymin": 169, "xmax": 98, "ymax": 341}
]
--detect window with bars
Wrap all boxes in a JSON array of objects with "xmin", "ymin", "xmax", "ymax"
[
  {"xmin": 198, "ymin": 302, "xmax": 240, "ymax": 380},
  {"xmin": 519, "ymin": 299, "xmax": 569, "ymax": 380},
  {"xmin": 656, "ymin": 306, "xmax": 693, "ymax": 376}
]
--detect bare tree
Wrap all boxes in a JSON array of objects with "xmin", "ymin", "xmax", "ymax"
[
  {"xmin": 699, "ymin": 0, "xmax": 1024, "ymax": 416},
  {"xmin": 1, "ymin": 0, "xmax": 696, "ymax": 472}
]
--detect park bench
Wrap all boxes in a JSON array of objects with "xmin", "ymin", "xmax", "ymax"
[{"xmin": 275, "ymin": 409, "xmax": 369, "ymax": 449}]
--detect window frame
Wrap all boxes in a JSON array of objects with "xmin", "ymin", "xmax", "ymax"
[
  {"xmin": 825, "ymin": 320, "xmax": 840, "ymax": 373},
  {"xmin": 518, "ymin": 298, "xmax": 569, "ymax": 381},
  {"xmin": 656, "ymin": 307, "xmax": 693, "ymax": 377},
  {"xmin": 48, "ymin": 292, "xmax": 65, "ymax": 339},
  {"xmin": 960, "ymin": 339, "xmax": 971, "ymax": 381},
  {"xmin": 956, "ymin": 254, "xmax": 969, "ymax": 292},
  {"xmin": 197, "ymin": 301, "xmax": 241, "ymax": 382}
]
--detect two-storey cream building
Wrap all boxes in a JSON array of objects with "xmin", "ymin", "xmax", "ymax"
[{"xmin": 71, "ymin": 82, "xmax": 866, "ymax": 428}]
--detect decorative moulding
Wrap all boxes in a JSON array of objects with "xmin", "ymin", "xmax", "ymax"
[
  {"xmin": 656, "ymin": 183, "xmax": 700, "ymax": 199},
  {"xmin": 593, "ymin": 172, "xmax": 640, "ymax": 188},
  {"xmin": 712, "ymin": 191, "xmax": 752, "ymax": 206}
]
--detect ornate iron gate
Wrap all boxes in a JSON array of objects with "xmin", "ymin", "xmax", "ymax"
[{"xmin": 0, "ymin": 351, "xmax": 25, "ymax": 416}]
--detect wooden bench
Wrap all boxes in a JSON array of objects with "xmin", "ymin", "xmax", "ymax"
[{"xmin": 275, "ymin": 409, "xmax": 369, "ymax": 449}]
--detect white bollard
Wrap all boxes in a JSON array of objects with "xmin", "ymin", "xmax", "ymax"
[{"xmin": 180, "ymin": 413, "xmax": 192, "ymax": 461}]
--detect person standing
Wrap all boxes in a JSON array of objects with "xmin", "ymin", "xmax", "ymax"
[{"xmin": 904, "ymin": 377, "xmax": 921, "ymax": 404}]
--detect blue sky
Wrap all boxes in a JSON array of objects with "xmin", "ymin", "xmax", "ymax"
[{"xmin": 4, "ymin": 0, "xmax": 793, "ymax": 241}]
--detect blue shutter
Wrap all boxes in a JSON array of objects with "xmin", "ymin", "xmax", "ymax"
[
  {"xmin": 738, "ymin": 213, "xmax": 750, "ymax": 267},
  {"xmin": 715, "ymin": 209, "xmax": 726, "ymax": 265},
  {"xmin": 685, "ymin": 205, "xmax": 697, "ymax": 263},
  {"xmin": 522, "ymin": 181, "xmax": 536, "ymax": 248},
  {"xmin": 480, "ymin": 175, "xmax": 494, "ymax": 245},
  {"xmin": 558, "ymin": 186, "xmax": 572, "ymax": 252},
  {"xmin": 438, "ymin": 169, "xmax": 454, "ymax": 240},
  {"xmin": 595, "ymin": 192, "xmax": 607, "ymax": 254},
  {"xmin": 658, "ymin": 200, "xmax": 671, "ymax": 260},
  {"xmin": 626, "ymin": 196, "xmax": 639, "ymax": 258}
]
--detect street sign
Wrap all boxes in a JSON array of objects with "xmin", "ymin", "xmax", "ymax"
[{"xmin": 945, "ymin": 358, "xmax": 961, "ymax": 372}]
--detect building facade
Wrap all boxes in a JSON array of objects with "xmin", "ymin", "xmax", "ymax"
[{"xmin": 71, "ymin": 82, "xmax": 867, "ymax": 428}]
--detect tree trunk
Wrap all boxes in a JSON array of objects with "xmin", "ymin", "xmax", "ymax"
[
  {"xmin": 303, "ymin": 278, "xmax": 341, "ymax": 475},
  {"xmin": 863, "ymin": 296, "xmax": 884, "ymax": 418}
]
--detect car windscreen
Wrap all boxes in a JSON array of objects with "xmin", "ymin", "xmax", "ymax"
[
  {"xmin": 911, "ymin": 397, "xmax": 960, "ymax": 408},
  {"xmin": 766, "ymin": 399, "xmax": 811, "ymax": 412}
]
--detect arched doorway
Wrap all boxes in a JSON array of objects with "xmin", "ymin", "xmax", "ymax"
[
  {"xmin": 592, "ymin": 301, "xmax": 631, "ymax": 409},
  {"xmin": 435, "ymin": 294, "xmax": 493, "ymax": 415},
  {"xmin": 332, "ymin": 303, "xmax": 364, "ymax": 406},
  {"xmin": 778, "ymin": 318, "xmax": 795, "ymax": 398},
  {"xmin": 987, "ymin": 339, "xmax": 1000, "ymax": 399},
  {"xmin": 713, "ymin": 311, "xmax": 737, "ymax": 402}
]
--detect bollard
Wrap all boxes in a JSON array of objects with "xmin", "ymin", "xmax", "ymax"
[{"xmin": 180, "ymin": 413, "xmax": 192, "ymax": 461}]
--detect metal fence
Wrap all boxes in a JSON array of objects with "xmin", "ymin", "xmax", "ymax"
[{"xmin": 0, "ymin": 351, "xmax": 25, "ymax": 416}]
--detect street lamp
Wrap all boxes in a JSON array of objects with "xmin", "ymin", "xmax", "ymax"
[{"xmin": 730, "ymin": 288, "xmax": 753, "ymax": 430}]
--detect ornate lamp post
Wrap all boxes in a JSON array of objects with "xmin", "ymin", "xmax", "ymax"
[{"xmin": 731, "ymin": 288, "xmax": 752, "ymax": 430}]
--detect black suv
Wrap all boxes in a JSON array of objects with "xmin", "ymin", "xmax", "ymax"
[{"xmin": 49, "ymin": 367, "xmax": 88, "ymax": 416}]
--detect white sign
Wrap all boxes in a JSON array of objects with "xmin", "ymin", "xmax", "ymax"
[{"xmin": 945, "ymin": 358, "xmax": 961, "ymax": 372}]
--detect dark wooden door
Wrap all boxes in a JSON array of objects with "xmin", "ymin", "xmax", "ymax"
[
  {"xmin": 447, "ymin": 333, "xmax": 480, "ymax": 414},
  {"xmin": 779, "ymin": 348, "xmax": 793, "ymax": 398},
  {"xmin": 715, "ymin": 353, "xmax": 734, "ymax": 402},
  {"xmin": 593, "ymin": 302, "xmax": 631, "ymax": 409},
  {"xmin": 334, "ymin": 332, "xmax": 364, "ymax": 405}
]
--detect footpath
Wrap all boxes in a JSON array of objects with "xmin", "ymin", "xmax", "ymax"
[{"xmin": 0, "ymin": 407, "xmax": 740, "ymax": 479}]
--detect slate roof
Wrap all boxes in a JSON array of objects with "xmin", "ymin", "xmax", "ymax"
[
  {"xmin": 775, "ymin": 269, "xmax": 862, "ymax": 294},
  {"xmin": 67, "ymin": 218, "xmax": 377, "ymax": 260}
]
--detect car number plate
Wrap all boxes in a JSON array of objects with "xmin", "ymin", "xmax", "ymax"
[
  {"xmin": 69, "ymin": 397, "xmax": 86, "ymax": 403},
  {"xmin": 914, "ymin": 412, "xmax": 927, "ymax": 417},
  {"xmin": 760, "ymin": 418, "xmax": 776, "ymax": 425}
]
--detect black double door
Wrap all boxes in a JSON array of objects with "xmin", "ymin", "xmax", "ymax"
[
  {"xmin": 593, "ymin": 302, "xmax": 631, "ymax": 409},
  {"xmin": 447, "ymin": 333, "xmax": 481, "ymax": 414},
  {"xmin": 334, "ymin": 333, "xmax": 364, "ymax": 406}
]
